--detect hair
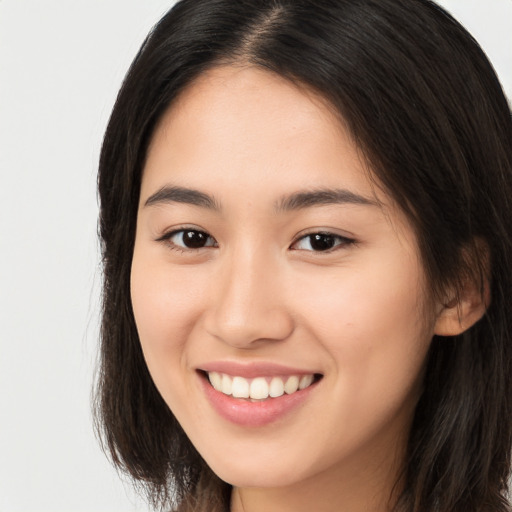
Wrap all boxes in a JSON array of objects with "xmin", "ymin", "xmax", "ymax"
[{"xmin": 94, "ymin": 0, "xmax": 512, "ymax": 511}]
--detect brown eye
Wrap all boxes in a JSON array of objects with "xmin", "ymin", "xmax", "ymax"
[
  {"xmin": 309, "ymin": 234, "xmax": 336, "ymax": 251},
  {"xmin": 292, "ymin": 232, "xmax": 354, "ymax": 252},
  {"xmin": 165, "ymin": 229, "xmax": 217, "ymax": 249}
]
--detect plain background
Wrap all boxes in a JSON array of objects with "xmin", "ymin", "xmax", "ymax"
[{"xmin": 0, "ymin": 1, "xmax": 510, "ymax": 511}]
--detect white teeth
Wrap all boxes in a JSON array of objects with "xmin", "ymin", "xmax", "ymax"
[
  {"xmin": 269, "ymin": 376, "xmax": 285, "ymax": 398},
  {"xmin": 206, "ymin": 372, "xmax": 316, "ymax": 400},
  {"xmin": 221, "ymin": 373, "xmax": 233, "ymax": 395},
  {"xmin": 250, "ymin": 377, "xmax": 269, "ymax": 400},
  {"xmin": 232, "ymin": 376, "xmax": 250, "ymax": 398},
  {"xmin": 208, "ymin": 371, "xmax": 222, "ymax": 391},
  {"xmin": 299, "ymin": 374, "xmax": 314, "ymax": 390},
  {"xmin": 284, "ymin": 375, "xmax": 299, "ymax": 394}
]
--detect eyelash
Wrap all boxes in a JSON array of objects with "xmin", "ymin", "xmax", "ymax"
[
  {"xmin": 156, "ymin": 228, "xmax": 218, "ymax": 253},
  {"xmin": 157, "ymin": 228, "xmax": 356, "ymax": 254},
  {"xmin": 291, "ymin": 231, "xmax": 356, "ymax": 252}
]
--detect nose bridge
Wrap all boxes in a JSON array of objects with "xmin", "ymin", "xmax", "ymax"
[{"xmin": 205, "ymin": 241, "xmax": 293, "ymax": 347}]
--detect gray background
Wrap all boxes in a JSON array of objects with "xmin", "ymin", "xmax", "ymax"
[{"xmin": 0, "ymin": 1, "xmax": 510, "ymax": 510}]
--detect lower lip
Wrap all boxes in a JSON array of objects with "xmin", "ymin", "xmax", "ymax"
[{"xmin": 199, "ymin": 373, "xmax": 319, "ymax": 427}]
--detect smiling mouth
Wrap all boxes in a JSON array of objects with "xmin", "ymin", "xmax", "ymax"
[{"xmin": 203, "ymin": 371, "xmax": 323, "ymax": 401}]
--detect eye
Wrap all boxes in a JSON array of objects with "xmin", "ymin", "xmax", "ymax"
[
  {"xmin": 291, "ymin": 232, "xmax": 354, "ymax": 252},
  {"xmin": 159, "ymin": 229, "xmax": 217, "ymax": 250}
]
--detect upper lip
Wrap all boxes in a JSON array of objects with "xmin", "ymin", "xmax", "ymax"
[{"xmin": 198, "ymin": 361, "xmax": 321, "ymax": 379}]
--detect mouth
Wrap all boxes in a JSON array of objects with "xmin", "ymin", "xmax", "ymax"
[{"xmin": 200, "ymin": 370, "xmax": 323, "ymax": 402}]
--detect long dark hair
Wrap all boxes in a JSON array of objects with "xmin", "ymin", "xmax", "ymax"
[{"xmin": 95, "ymin": 1, "xmax": 512, "ymax": 510}]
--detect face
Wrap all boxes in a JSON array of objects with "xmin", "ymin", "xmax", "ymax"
[{"xmin": 131, "ymin": 66, "xmax": 440, "ymax": 493}]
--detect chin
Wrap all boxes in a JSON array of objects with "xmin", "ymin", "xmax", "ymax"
[
  {"xmin": 213, "ymin": 464, "xmax": 302, "ymax": 489},
  {"xmin": 201, "ymin": 446, "xmax": 316, "ymax": 489}
]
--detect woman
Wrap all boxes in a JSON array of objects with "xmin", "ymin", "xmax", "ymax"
[{"xmin": 95, "ymin": 0, "xmax": 512, "ymax": 511}]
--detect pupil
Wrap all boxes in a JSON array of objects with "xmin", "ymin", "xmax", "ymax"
[
  {"xmin": 310, "ymin": 234, "xmax": 335, "ymax": 251},
  {"xmin": 184, "ymin": 231, "xmax": 207, "ymax": 248}
]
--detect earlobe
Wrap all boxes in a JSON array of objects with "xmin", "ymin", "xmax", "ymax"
[{"xmin": 434, "ymin": 275, "xmax": 490, "ymax": 337}]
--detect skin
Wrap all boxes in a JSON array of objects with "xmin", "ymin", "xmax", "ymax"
[{"xmin": 130, "ymin": 65, "xmax": 479, "ymax": 512}]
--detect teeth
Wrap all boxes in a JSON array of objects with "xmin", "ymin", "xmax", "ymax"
[
  {"xmin": 208, "ymin": 371, "xmax": 222, "ymax": 391},
  {"xmin": 299, "ymin": 374, "xmax": 314, "ymax": 390},
  {"xmin": 221, "ymin": 373, "xmax": 232, "ymax": 395},
  {"xmin": 269, "ymin": 376, "xmax": 285, "ymax": 398},
  {"xmin": 206, "ymin": 372, "xmax": 316, "ymax": 400},
  {"xmin": 232, "ymin": 376, "xmax": 250, "ymax": 398},
  {"xmin": 250, "ymin": 377, "xmax": 269, "ymax": 400},
  {"xmin": 284, "ymin": 375, "xmax": 299, "ymax": 394}
]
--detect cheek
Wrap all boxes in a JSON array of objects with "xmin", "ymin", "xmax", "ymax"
[
  {"xmin": 329, "ymin": 275, "xmax": 429, "ymax": 364},
  {"xmin": 131, "ymin": 241, "xmax": 208, "ymax": 337},
  {"xmin": 130, "ymin": 250, "xmax": 205, "ymax": 395},
  {"xmin": 297, "ymin": 251, "xmax": 434, "ymax": 423},
  {"xmin": 322, "ymin": 245, "xmax": 428, "ymax": 337}
]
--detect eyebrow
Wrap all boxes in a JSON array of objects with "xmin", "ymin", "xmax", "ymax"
[
  {"xmin": 143, "ymin": 185, "xmax": 378, "ymax": 212},
  {"xmin": 144, "ymin": 186, "xmax": 220, "ymax": 210},
  {"xmin": 275, "ymin": 188, "xmax": 379, "ymax": 211}
]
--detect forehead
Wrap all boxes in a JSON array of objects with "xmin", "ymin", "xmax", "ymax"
[
  {"xmin": 163, "ymin": 64, "xmax": 343, "ymax": 137},
  {"xmin": 143, "ymin": 65, "xmax": 382, "ymax": 202}
]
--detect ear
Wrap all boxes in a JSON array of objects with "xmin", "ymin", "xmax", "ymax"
[{"xmin": 434, "ymin": 242, "xmax": 490, "ymax": 337}]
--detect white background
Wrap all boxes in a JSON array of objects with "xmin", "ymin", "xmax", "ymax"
[{"xmin": 0, "ymin": 1, "xmax": 510, "ymax": 511}]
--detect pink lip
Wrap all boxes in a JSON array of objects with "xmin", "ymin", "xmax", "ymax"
[
  {"xmin": 199, "ymin": 360, "xmax": 318, "ymax": 379},
  {"xmin": 198, "ymin": 368, "xmax": 321, "ymax": 427}
]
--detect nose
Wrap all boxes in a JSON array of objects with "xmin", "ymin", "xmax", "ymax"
[{"xmin": 203, "ymin": 246, "xmax": 295, "ymax": 349}]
